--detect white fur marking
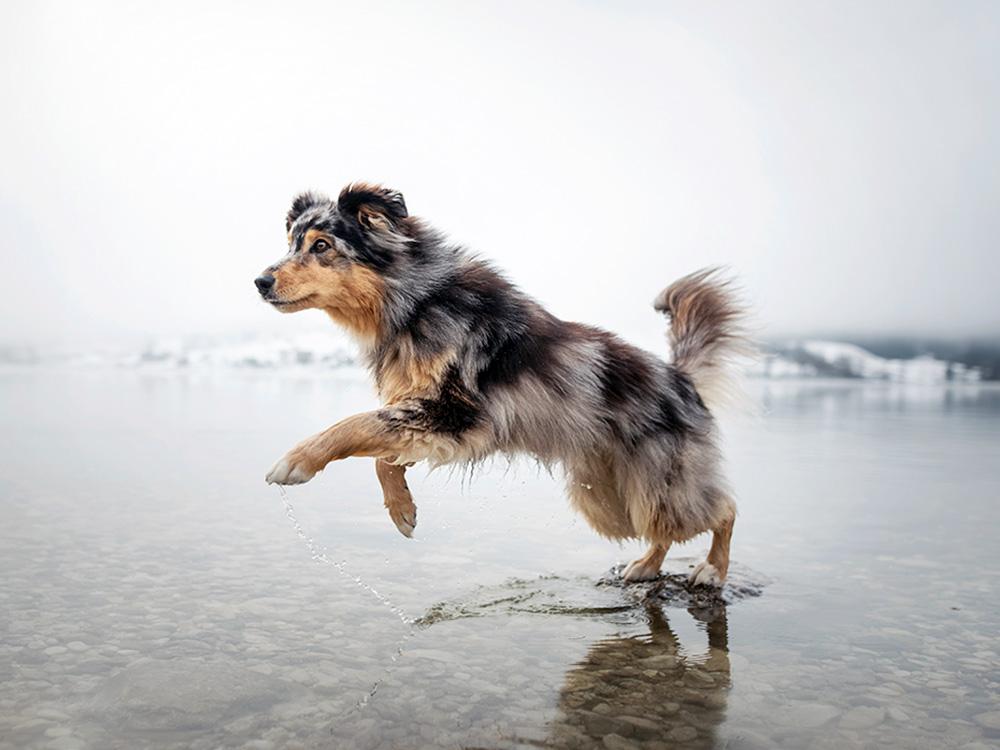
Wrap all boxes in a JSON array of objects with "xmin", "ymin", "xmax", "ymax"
[
  {"xmin": 266, "ymin": 456, "xmax": 316, "ymax": 485},
  {"xmin": 623, "ymin": 556, "xmax": 662, "ymax": 582},
  {"xmin": 689, "ymin": 561, "xmax": 723, "ymax": 587}
]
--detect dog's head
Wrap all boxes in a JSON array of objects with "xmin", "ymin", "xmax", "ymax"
[{"xmin": 255, "ymin": 183, "xmax": 413, "ymax": 337}]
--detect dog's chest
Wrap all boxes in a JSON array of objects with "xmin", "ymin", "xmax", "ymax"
[{"xmin": 376, "ymin": 346, "xmax": 455, "ymax": 404}]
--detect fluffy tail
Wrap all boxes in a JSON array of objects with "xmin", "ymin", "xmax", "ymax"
[{"xmin": 654, "ymin": 267, "xmax": 751, "ymax": 412}]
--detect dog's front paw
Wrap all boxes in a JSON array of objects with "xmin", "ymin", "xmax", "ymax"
[
  {"xmin": 688, "ymin": 561, "xmax": 724, "ymax": 588},
  {"xmin": 266, "ymin": 450, "xmax": 318, "ymax": 485}
]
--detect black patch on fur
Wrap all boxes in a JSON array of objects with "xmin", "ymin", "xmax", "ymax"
[
  {"xmin": 653, "ymin": 393, "xmax": 691, "ymax": 434},
  {"xmin": 398, "ymin": 264, "xmax": 524, "ymax": 351},
  {"xmin": 337, "ymin": 184, "xmax": 408, "ymax": 221},
  {"xmin": 417, "ymin": 365, "xmax": 481, "ymax": 436},
  {"xmin": 379, "ymin": 366, "xmax": 481, "ymax": 437},
  {"xmin": 286, "ymin": 192, "xmax": 326, "ymax": 231},
  {"xmin": 590, "ymin": 336, "xmax": 710, "ymax": 451},
  {"xmin": 344, "ymin": 217, "xmax": 405, "ymax": 271},
  {"xmin": 597, "ymin": 333, "xmax": 655, "ymax": 409},
  {"xmin": 315, "ymin": 216, "xmax": 395, "ymax": 272},
  {"xmin": 671, "ymin": 368, "xmax": 707, "ymax": 411},
  {"xmin": 647, "ymin": 369, "xmax": 709, "ymax": 441},
  {"xmin": 477, "ymin": 312, "xmax": 572, "ymax": 397}
]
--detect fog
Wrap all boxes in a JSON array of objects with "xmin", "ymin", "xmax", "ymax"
[{"xmin": 1, "ymin": 0, "xmax": 998, "ymax": 352}]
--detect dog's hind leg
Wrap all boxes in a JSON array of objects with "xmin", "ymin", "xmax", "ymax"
[
  {"xmin": 623, "ymin": 543, "xmax": 670, "ymax": 582},
  {"xmin": 375, "ymin": 458, "xmax": 417, "ymax": 539},
  {"xmin": 689, "ymin": 512, "xmax": 735, "ymax": 587}
]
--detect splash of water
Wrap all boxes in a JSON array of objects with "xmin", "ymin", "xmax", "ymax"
[{"xmin": 275, "ymin": 485, "xmax": 424, "ymax": 711}]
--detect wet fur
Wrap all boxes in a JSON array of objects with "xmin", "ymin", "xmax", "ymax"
[{"xmin": 260, "ymin": 183, "xmax": 747, "ymax": 583}]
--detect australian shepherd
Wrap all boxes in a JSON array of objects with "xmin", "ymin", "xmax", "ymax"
[{"xmin": 257, "ymin": 183, "xmax": 748, "ymax": 585}]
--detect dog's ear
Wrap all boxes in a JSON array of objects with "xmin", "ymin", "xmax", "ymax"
[
  {"xmin": 338, "ymin": 183, "xmax": 408, "ymax": 231},
  {"xmin": 286, "ymin": 191, "xmax": 327, "ymax": 232}
]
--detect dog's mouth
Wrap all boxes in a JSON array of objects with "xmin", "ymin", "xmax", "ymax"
[{"xmin": 267, "ymin": 294, "xmax": 315, "ymax": 308}]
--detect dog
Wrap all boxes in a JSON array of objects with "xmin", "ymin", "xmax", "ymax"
[{"xmin": 256, "ymin": 183, "xmax": 748, "ymax": 585}]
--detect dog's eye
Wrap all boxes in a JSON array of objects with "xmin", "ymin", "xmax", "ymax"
[{"xmin": 310, "ymin": 239, "xmax": 330, "ymax": 254}]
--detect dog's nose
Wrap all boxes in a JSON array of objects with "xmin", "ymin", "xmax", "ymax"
[{"xmin": 255, "ymin": 274, "xmax": 275, "ymax": 295}]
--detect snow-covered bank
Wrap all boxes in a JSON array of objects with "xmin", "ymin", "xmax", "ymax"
[
  {"xmin": 751, "ymin": 340, "xmax": 982, "ymax": 383},
  {"xmin": 0, "ymin": 335, "xmax": 987, "ymax": 384},
  {"xmin": 0, "ymin": 332, "xmax": 358, "ymax": 372}
]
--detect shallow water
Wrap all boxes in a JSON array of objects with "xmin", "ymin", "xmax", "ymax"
[{"xmin": 1, "ymin": 370, "xmax": 998, "ymax": 749}]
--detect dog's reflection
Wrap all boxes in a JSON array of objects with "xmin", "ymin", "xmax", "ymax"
[{"xmin": 548, "ymin": 603, "xmax": 731, "ymax": 749}]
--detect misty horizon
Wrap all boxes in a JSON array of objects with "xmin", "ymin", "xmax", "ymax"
[{"xmin": 2, "ymin": 1, "xmax": 999, "ymax": 350}]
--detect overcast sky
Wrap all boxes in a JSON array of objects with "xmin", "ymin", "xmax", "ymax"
[{"xmin": 1, "ymin": 0, "xmax": 998, "ymax": 352}]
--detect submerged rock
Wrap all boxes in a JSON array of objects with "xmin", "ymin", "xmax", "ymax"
[
  {"xmin": 89, "ymin": 658, "xmax": 303, "ymax": 732},
  {"xmin": 840, "ymin": 705, "xmax": 885, "ymax": 729},
  {"xmin": 772, "ymin": 702, "xmax": 841, "ymax": 728},
  {"xmin": 973, "ymin": 710, "xmax": 1000, "ymax": 731}
]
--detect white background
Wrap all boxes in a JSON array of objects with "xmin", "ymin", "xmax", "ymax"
[{"xmin": 2, "ymin": 1, "xmax": 998, "ymax": 351}]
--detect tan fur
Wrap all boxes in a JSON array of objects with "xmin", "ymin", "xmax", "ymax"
[
  {"xmin": 278, "ymin": 405, "xmax": 461, "ymax": 481},
  {"xmin": 378, "ymin": 342, "xmax": 456, "ymax": 402},
  {"xmin": 565, "ymin": 454, "xmax": 636, "ymax": 540},
  {"xmin": 323, "ymin": 264, "xmax": 384, "ymax": 341},
  {"xmin": 705, "ymin": 514, "xmax": 735, "ymax": 579},
  {"xmin": 358, "ymin": 204, "xmax": 391, "ymax": 231},
  {"xmin": 281, "ymin": 412, "xmax": 393, "ymax": 475},
  {"xmin": 634, "ymin": 544, "xmax": 669, "ymax": 570},
  {"xmin": 302, "ymin": 228, "xmax": 328, "ymax": 249},
  {"xmin": 565, "ymin": 445, "xmax": 736, "ymax": 583},
  {"xmin": 270, "ymin": 247, "xmax": 385, "ymax": 341},
  {"xmin": 565, "ymin": 451, "xmax": 734, "ymax": 548},
  {"xmin": 375, "ymin": 459, "xmax": 417, "ymax": 538},
  {"xmin": 289, "ymin": 411, "xmax": 411, "ymax": 466},
  {"xmin": 622, "ymin": 542, "xmax": 670, "ymax": 581}
]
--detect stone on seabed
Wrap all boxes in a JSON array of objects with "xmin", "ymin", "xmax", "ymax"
[
  {"xmin": 972, "ymin": 711, "xmax": 1000, "ymax": 730},
  {"xmin": 89, "ymin": 658, "xmax": 302, "ymax": 731},
  {"xmin": 840, "ymin": 705, "xmax": 885, "ymax": 729}
]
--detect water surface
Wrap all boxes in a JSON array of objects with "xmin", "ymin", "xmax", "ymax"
[{"xmin": 1, "ymin": 370, "xmax": 998, "ymax": 749}]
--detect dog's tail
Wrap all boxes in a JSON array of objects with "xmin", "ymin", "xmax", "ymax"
[{"xmin": 654, "ymin": 267, "xmax": 752, "ymax": 413}]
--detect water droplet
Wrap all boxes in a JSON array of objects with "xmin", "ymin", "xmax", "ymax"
[{"xmin": 275, "ymin": 485, "xmax": 422, "ymax": 715}]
